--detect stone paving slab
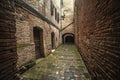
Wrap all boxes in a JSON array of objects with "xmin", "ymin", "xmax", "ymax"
[{"xmin": 20, "ymin": 44, "xmax": 91, "ymax": 80}]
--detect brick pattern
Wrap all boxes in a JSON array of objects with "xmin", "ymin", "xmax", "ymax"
[
  {"xmin": 0, "ymin": 0, "xmax": 18, "ymax": 80},
  {"xmin": 61, "ymin": 16, "xmax": 74, "ymax": 39},
  {"xmin": 23, "ymin": 0, "xmax": 45, "ymax": 16},
  {"xmin": 74, "ymin": 0, "xmax": 120, "ymax": 80},
  {"xmin": 15, "ymin": 3, "xmax": 60, "ymax": 68}
]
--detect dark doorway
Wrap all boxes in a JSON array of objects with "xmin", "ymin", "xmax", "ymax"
[
  {"xmin": 33, "ymin": 27, "xmax": 44, "ymax": 59},
  {"xmin": 65, "ymin": 36, "xmax": 74, "ymax": 43},
  {"xmin": 51, "ymin": 32, "xmax": 55, "ymax": 49},
  {"xmin": 62, "ymin": 33, "xmax": 74, "ymax": 44}
]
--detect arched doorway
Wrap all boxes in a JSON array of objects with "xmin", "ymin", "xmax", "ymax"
[
  {"xmin": 33, "ymin": 27, "xmax": 44, "ymax": 58},
  {"xmin": 51, "ymin": 32, "xmax": 55, "ymax": 49},
  {"xmin": 62, "ymin": 33, "xmax": 74, "ymax": 44},
  {"xmin": 65, "ymin": 36, "xmax": 74, "ymax": 43}
]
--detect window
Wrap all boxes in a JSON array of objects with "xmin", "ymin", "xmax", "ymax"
[
  {"xmin": 57, "ymin": 13, "xmax": 59, "ymax": 23},
  {"xmin": 55, "ymin": 8, "xmax": 57, "ymax": 20},
  {"xmin": 50, "ymin": 0, "xmax": 54, "ymax": 16}
]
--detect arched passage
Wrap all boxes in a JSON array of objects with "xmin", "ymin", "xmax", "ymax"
[
  {"xmin": 65, "ymin": 36, "xmax": 74, "ymax": 43},
  {"xmin": 33, "ymin": 27, "xmax": 44, "ymax": 58},
  {"xmin": 51, "ymin": 32, "xmax": 55, "ymax": 49},
  {"xmin": 62, "ymin": 33, "xmax": 74, "ymax": 44}
]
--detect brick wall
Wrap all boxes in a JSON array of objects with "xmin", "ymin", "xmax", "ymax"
[
  {"xmin": 15, "ymin": 4, "xmax": 60, "ymax": 68},
  {"xmin": 74, "ymin": 0, "xmax": 120, "ymax": 79},
  {"xmin": 61, "ymin": 16, "xmax": 74, "ymax": 35},
  {"xmin": 0, "ymin": 0, "xmax": 18, "ymax": 80},
  {"xmin": 61, "ymin": 16, "xmax": 74, "ymax": 41}
]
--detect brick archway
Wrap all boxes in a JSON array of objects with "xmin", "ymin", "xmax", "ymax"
[{"xmin": 62, "ymin": 33, "xmax": 74, "ymax": 44}]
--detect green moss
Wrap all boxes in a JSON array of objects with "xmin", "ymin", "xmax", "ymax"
[
  {"xmin": 19, "ymin": 60, "xmax": 36, "ymax": 74},
  {"xmin": 20, "ymin": 44, "xmax": 91, "ymax": 80},
  {"xmin": 17, "ymin": 43, "xmax": 32, "ymax": 50}
]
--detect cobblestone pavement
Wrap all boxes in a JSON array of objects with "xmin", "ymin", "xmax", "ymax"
[{"xmin": 21, "ymin": 44, "xmax": 91, "ymax": 80}]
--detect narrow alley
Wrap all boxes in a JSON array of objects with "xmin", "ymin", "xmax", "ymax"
[
  {"xmin": 21, "ymin": 44, "xmax": 90, "ymax": 80},
  {"xmin": 0, "ymin": 0, "xmax": 120, "ymax": 80}
]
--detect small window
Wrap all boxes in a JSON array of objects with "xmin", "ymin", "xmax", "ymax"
[
  {"xmin": 50, "ymin": 1, "xmax": 54, "ymax": 16},
  {"xmin": 57, "ymin": 13, "xmax": 59, "ymax": 23},
  {"xmin": 55, "ymin": 8, "xmax": 57, "ymax": 20}
]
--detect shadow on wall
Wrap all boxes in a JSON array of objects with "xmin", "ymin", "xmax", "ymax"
[
  {"xmin": 62, "ymin": 33, "xmax": 74, "ymax": 44},
  {"xmin": 0, "ymin": 0, "xmax": 19, "ymax": 80}
]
